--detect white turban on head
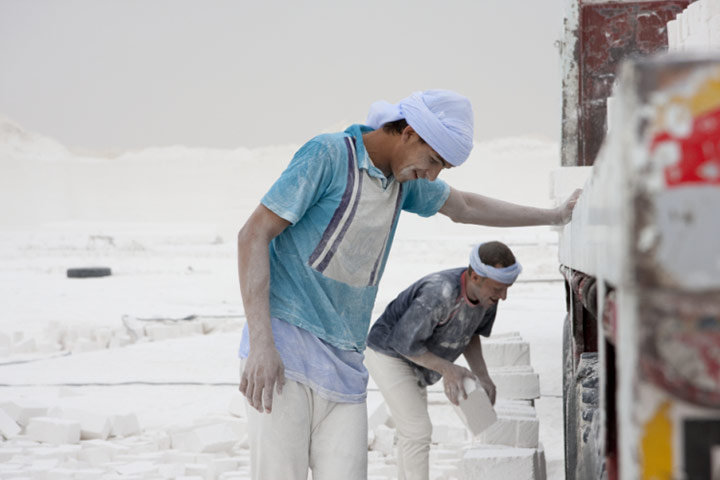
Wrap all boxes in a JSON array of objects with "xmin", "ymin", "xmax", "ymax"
[{"xmin": 366, "ymin": 89, "xmax": 474, "ymax": 167}]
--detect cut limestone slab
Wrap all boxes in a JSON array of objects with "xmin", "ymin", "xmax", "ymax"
[
  {"xmin": 476, "ymin": 415, "xmax": 539, "ymax": 449},
  {"xmin": 461, "ymin": 446, "xmax": 536, "ymax": 480},
  {"xmin": 49, "ymin": 407, "xmax": 112, "ymax": 440},
  {"xmin": 26, "ymin": 417, "xmax": 81, "ymax": 445},
  {"xmin": 453, "ymin": 378, "xmax": 497, "ymax": 436},
  {"xmin": 483, "ymin": 341, "xmax": 531, "ymax": 368},
  {"xmin": 2, "ymin": 399, "xmax": 49, "ymax": 426},
  {"xmin": 0, "ymin": 407, "xmax": 21, "ymax": 439}
]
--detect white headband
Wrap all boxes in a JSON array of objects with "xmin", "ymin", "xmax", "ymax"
[{"xmin": 469, "ymin": 243, "xmax": 522, "ymax": 284}]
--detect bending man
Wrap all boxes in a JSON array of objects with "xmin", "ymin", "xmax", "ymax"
[{"xmin": 366, "ymin": 241, "xmax": 521, "ymax": 480}]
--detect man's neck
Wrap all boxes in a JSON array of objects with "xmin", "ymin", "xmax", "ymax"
[{"xmin": 362, "ymin": 130, "xmax": 394, "ymax": 177}]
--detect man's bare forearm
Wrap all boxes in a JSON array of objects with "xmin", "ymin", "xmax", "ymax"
[
  {"xmin": 440, "ymin": 187, "xmax": 581, "ymax": 227},
  {"xmin": 403, "ymin": 350, "xmax": 456, "ymax": 377},
  {"xmin": 463, "ymin": 336, "xmax": 490, "ymax": 381},
  {"xmin": 237, "ymin": 225, "xmax": 274, "ymax": 349}
]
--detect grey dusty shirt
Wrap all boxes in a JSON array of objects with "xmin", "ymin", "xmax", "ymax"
[{"xmin": 367, "ymin": 267, "xmax": 497, "ymax": 386}]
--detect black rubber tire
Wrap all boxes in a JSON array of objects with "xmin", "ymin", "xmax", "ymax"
[
  {"xmin": 575, "ymin": 352, "xmax": 605, "ymax": 480},
  {"xmin": 563, "ymin": 313, "xmax": 577, "ymax": 480},
  {"xmin": 66, "ymin": 267, "xmax": 112, "ymax": 278}
]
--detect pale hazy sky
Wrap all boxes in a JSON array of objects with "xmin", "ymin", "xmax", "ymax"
[{"xmin": 0, "ymin": 0, "xmax": 566, "ymax": 150}]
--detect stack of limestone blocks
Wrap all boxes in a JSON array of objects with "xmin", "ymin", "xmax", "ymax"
[
  {"xmin": 0, "ymin": 392, "xmax": 252, "ymax": 479},
  {"xmin": 367, "ymin": 332, "xmax": 545, "ymax": 480},
  {"xmin": 667, "ymin": 0, "xmax": 720, "ymax": 51}
]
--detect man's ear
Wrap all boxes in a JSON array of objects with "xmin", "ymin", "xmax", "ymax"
[{"xmin": 401, "ymin": 125, "xmax": 416, "ymax": 143}]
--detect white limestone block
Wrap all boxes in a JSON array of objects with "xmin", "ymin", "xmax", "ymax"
[
  {"xmin": 26, "ymin": 417, "xmax": 81, "ymax": 444},
  {"xmin": 707, "ymin": 0, "xmax": 720, "ymax": 18},
  {"xmin": 71, "ymin": 468, "xmax": 106, "ymax": 480},
  {"xmin": 36, "ymin": 340, "xmax": 62, "ymax": 353},
  {"xmin": 453, "ymin": 378, "xmax": 497, "ymax": 436},
  {"xmin": 219, "ymin": 473, "xmax": 249, "ymax": 480},
  {"xmin": 108, "ymin": 331, "xmax": 133, "ymax": 349},
  {"xmin": 158, "ymin": 463, "xmax": 186, "ymax": 478},
  {"xmin": 688, "ymin": 1, "xmax": 703, "ymax": 31},
  {"xmin": 210, "ymin": 457, "xmax": 240, "ymax": 477},
  {"xmin": 0, "ymin": 407, "xmax": 21, "ymax": 439},
  {"xmin": 489, "ymin": 331, "xmax": 521, "ymax": 341},
  {"xmin": 179, "ymin": 322, "xmax": 204, "ymax": 336},
  {"xmin": 476, "ymin": 415, "xmax": 539, "ymax": 449},
  {"xmin": 709, "ymin": 16, "xmax": 720, "ymax": 47},
  {"xmin": 432, "ymin": 423, "xmax": 468, "ymax": 444},
  {"xmin": 113, "ymin": 460, "xmax": 158, "ymax": 475},
  {"xmin": 171, "ymin": 423, "xmax": 237, "ymax": 453},
  {"xmin": 495, "ymin": 400, "xmax": 536, "ymax": 418},
  {"xmin": 10, "ymin": 338, "xmax": 36, "ymax": 354},
  {"xmin": 3, "ymin": 400, "xmax": 49, "ymax": 426},
  {"xmin": 49, "ymin": 407, "xmax": 112, "ymax": 440},
  {"xmin": 667, "ymin": 19, "xmax": 679, "ymax": 51},
  {"xmin": 678, "ymin": 12, "xmax": 688, "ymax": 41},
  {"xmin": 71, "ymin": 337, "xmax": 104, "ymax": 354},
  {"xmin": 77, "ymin": 445, "xmax": 114, "ymax": 465},
  {"xmin": 483, "ymin": 341, "xmax": 531, "ymax": 368},
  {"xmin": 145, "ymin": 323, "xmax": 185, "ymax": 341},
  {"xmin": 370, "ymin": 424, "xmax": 395, "ymax": 455},
  {"xmin": 110, "ymin": 413, "xmax": 141, "ymax": 437},
  {"xmin": 490, "ymin": 368, "xmax": 540, "ymax": 400},
  {"xmin": 0, "ymin": 447, "xmax": 23, "ymax": 462},
  {"xmin": 184, "ymin": 463, "xmax": 209, "ymax": 478},
  {"xmin": 461, "ymin": 446, "xmax": 536, "ymax": 480}
]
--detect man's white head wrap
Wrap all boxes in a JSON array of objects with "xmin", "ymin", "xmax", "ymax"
[
  {"xmin": 469, "ymin": 243, "xmax": 523, "ymax": 285},
  {"xmin": 366, "ymin": 89, "xmax": 474, "ymax": 167}
]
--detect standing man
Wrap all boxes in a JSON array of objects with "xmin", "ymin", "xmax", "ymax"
[
  {"xmin": 237, "ymin": 89, "xmax": 578, "ymax": 480},
  {"xmin": 365, "ymin": 241, "xmax": 520, "ymax": 480}
]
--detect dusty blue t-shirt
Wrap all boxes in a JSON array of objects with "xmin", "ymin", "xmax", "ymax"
[
  {"xmin": 260, "ymin": 124, "xmax": 450, "ymax": 351},
  {"xmin": 367, "ymin": 267, "xmax": 498, "ymax": 386}
]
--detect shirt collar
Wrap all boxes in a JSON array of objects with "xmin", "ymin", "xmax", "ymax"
[{"xmin": 344, "ymin": 124, "xmax": 396, "ymax": 189}]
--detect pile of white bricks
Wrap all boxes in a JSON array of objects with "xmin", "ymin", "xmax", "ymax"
[
  {"xmin": 366, "ymin": 332, "xmax": 546, "ymax": 480},
  {"xmin": 0, "ymin": 316, "xmax": 242, "ymax": 362},
  {"xmin": 667, "ymin": 0, "xmax": 720, "ymax": 51},
  {"xmin": 0, "ymin": 392, "xmax": 251, "ymax": 479}
]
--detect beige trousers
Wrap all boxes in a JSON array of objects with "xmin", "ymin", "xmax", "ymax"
[
  {"xmin": 240, "ymin": 361, "xmax": 368, "ymax": 480},
  {"xmin": 365, "ymin": 348, "xmax": 433, "ymax": 480}
]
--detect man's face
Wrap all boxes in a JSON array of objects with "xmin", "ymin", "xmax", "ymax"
[
  {"xmin": 392, "ymin": 127, "xmax": 452, "ymax": 183},
  {"xmin": 467, "ymin": 270, "xmax": 511, "ymax": 308}
]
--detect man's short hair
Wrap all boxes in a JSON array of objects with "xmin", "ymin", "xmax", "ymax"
[
  {"xmin": 381, "ymin": 119, "xmax": 409, "ymax": 135},
  {"xmin": 468, "ymin": 241, "xmax": 516, "ymax": 275},
  {"xmin": 380, "ymin": 119, "xmax": 427, "ymax": 145}
]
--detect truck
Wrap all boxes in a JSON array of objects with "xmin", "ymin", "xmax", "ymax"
[{"xmin": 557, "ymin": 1, "xmax": 720, "ymax": 479}]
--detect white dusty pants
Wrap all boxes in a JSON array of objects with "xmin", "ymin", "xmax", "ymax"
[
  {"xmin": 365, "ymin": 348, "xmax": 433, "ymax": 480},
  {"xmin": 240, "ymin": 361, "xmax": 368, "ymax": 480}
]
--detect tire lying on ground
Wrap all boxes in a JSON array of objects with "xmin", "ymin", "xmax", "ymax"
[{"xmin": 66, "ymin": 267, "xmax": 112, "ymax": 278}]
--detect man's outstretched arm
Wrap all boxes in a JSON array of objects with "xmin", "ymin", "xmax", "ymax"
[
  {"xmin": 237, "ymin": 204, "xmax": 291, "ymax": 414},
  {"xmin": 439, "ymin": 187, "xmax": 581, "ymax": 227}
]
